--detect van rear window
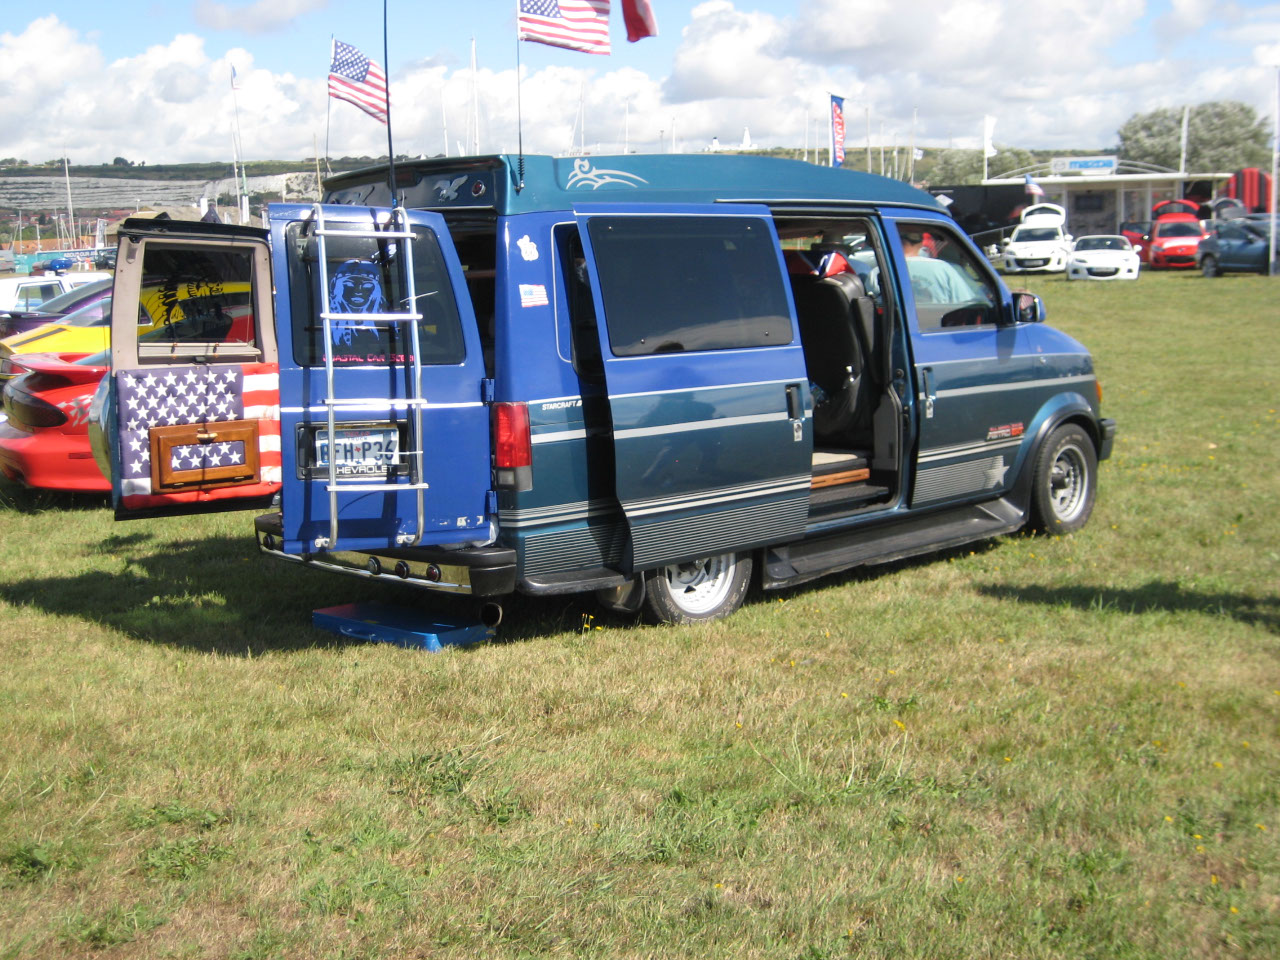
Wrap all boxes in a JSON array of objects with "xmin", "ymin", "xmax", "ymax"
[
  {"xmin": 586, "ymin": 216, "xmax": 792, "ymax": 356},
  {"xmin": 286, "ymin": 222, "xmax": 466, "ymax": 367}
]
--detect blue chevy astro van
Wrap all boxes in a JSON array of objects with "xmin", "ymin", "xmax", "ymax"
[{"xmin": 93, "ymin": 154, "xmax": 1115, "ymax": 624}]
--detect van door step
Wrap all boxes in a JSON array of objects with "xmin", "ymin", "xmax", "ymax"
[
  {"xmin": 811, "ymin": 448, "xmax": 870, "ymax": 488},
  {"xmin": 765, "ymin": 497, "xmax": 1025, "ymax": 588},
  {"xmin": 809, "ymin": 482, "xmax": 889, "ymax": 510}
]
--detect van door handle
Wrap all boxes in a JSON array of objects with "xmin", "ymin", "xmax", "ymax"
[
  {"xmin": 919, "ymin": 367, "xmax": 936, "ymax": 420},
  {"xmin": 785, "ymin": 383, "xmax": 803, "ymax": 421}
]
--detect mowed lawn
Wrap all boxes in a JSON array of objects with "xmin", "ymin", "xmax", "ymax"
[{"xmin": 0, "ymin": 270, "xmax": 1276, "ymax": 959}]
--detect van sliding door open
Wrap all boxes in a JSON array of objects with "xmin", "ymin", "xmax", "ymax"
[{"xmin": 574, "ymin": 204, "xmax": 811, "ymax": 568}]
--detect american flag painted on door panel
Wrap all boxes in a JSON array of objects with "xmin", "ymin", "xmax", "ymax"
[{"xmin": 116, "ymin": 362, "xmax": 280, "ymax": 509}]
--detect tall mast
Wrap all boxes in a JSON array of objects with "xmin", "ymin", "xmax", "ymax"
[
  {"xmin": 63, "ymin": 156, "xmax": 75, "ymax": 249},
  {"xmin": 470, "ymin": 37, "xmax": 479, "ymax": 155},
  {"xmin": 442, "ymin": 88, "xmax": 450, "ymax": 157}
]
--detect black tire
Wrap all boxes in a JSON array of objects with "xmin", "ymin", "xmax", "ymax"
[
  {"xmin": 642, "ymin": 552, "xmax": 752, "ymax": 625},
  {"xmin": 1201, "ymin": 255, "xmax": 1221, "ymax": 278},
  {"xmin": 1029, "ymin": 424, "xmax": 1097, "ymax": 535}
]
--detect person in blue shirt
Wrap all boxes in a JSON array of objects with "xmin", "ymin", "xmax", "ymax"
[{"xmin": 899, "ymin": 228, "xmax": 980, "ymax": 304}]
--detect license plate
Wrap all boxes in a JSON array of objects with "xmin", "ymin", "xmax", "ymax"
[{"xmin": 315, "ymin": 427, "xmax": 400, "ymax": 477}]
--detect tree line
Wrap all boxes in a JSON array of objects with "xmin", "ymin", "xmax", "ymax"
[{"xmin": 918, "ymin": 100, "xmax": 1271, "ymax": 185}]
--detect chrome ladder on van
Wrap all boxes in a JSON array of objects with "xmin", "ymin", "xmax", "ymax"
[{"xmin": 311, "ymin": 203, "xmax": 428, "ymax": 551}]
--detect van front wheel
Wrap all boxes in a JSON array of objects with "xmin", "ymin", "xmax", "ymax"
[
  {"xmin": 1030, "ymin": 424, "xmax": 1097, "ymax": 534},
  {"xmin": 643, "ymin": 552, "xmax": 752, "ymax": 624}
]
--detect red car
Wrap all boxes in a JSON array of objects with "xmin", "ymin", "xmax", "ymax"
[
  {"xmin": 0, "ymin": 350, "xmax": 110, "ymax": 492},
  {"xmin": 1131, "ymin": 200, "xmax": 1207, "ymax": 269},
  {"xmin": 0, "ymin": 298, "xmax": 260, "ymax": 492}
]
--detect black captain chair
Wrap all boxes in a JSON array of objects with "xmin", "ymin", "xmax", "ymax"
[{"xmin": 789, "ymin": 271, "xmax": 875, "ymax": 446}]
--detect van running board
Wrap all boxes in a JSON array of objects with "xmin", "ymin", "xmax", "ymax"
[{"xmin": 763, "ymin": 497, "xmax": 1025, "ymax": 589}]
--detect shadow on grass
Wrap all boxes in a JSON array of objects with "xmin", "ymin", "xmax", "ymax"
[
  {"xmin": 977, "ymin": 581, "xmax": 1280, "ymax": 634},
  {"xmin": 0, "ymin": 480, "xmax": 109, "ymax": 515},
  {"xmin": 0, "ymin": 525, "xmax": 592, "ymax": 655}
]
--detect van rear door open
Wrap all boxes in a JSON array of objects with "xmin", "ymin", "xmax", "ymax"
[
  {"xmin": 103, "ymin": 219, "xmax": 282, "ymax": 519},
  {"xmin": 575, "ymin": 205, "xmax": 811, "ymax": 568}
]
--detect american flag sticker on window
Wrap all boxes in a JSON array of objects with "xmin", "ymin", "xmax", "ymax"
[{"xmin": 518, "ymin": 283, "xmax": 549, "ymax": 308}]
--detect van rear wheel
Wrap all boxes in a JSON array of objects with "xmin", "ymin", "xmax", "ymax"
[{"xmin": 643, "ymin": 552, "xmax": 752, "ymax": 624}]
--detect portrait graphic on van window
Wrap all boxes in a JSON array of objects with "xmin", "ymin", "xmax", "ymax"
[{"xmin": 328, "ymin": 259, "xmax": 388, "ymax": 353}]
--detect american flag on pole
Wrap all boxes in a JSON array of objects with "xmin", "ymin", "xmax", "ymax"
[
  {"xmin": 518, "ymin": 0, "xmax": 612, "ymax": 55},
  {"xmin": 328, "ymin": 40, "xmax": 389, "ymax": 123},
  {"xmin": 116, "ymin": 362, "xmax": 281, "ymax": 509},
  {"xmin": 1024, "ymin": 173, "xmax": 1046, "ymax": 198}
]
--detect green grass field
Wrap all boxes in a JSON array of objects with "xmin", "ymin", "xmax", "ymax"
[{"xmin": 1, "ymin": 271, "xmax": 1277, "ymax": 959}]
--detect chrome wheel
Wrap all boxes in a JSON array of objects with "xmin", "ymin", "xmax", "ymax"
[
  {"xmin": 658, "ymin": 555, "xmax": 737, "ymax": 616},
  {"xmin": 1047, "ymin": 441, "xmax": 1089, "ymax": 524},
  {"xmin": 1030, "ymin": 424, "xmax": 1097, "ymax": 534},
  {"xmin": 643, "ymin": 551, "xmax": 752, "ymax": 624}
]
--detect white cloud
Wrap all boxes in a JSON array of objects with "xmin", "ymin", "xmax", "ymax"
[
  {"xmin": 3, "ymin": 5, "xmax": 1280, "ymax": 168},
  {"xmin": 664, "ymin": 1, "xmax": 795, "ymax": 101},
  {"xmin": 194, "ymin": 0, "xmax": 330, "ymax": 34}
]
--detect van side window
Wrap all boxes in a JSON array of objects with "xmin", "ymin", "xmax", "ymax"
[
  {"xmin": 285, "ymin": 222, "xmax": 466, "ymax": 367},
  {"xmin": 553, "ymin": 225, "xmax": 602, "ymax": 377},
  {"xmin": 586, "ymin": 216, "xmax": 792, "ymax": 356},
  {"xmin": 897, "ymin": 222, "xmax": 1000, "ymax": 330}
]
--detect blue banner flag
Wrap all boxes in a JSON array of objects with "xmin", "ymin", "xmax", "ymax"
[{"xmin": 830, "ymin": 95, "xmax": 846, "ymax": 168}]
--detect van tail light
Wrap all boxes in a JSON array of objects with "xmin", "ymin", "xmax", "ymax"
[
  {"xmin": 3, "ymin": 373, "xmax": 69, "ymax": 429},
  {"xmin": 493, "ymin": 401, "xmax": 533, "ymax": 491}
]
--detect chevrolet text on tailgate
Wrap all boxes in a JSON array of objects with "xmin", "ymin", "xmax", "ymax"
[{"xmin": 89, "ymin": 154, "xmax": 1116, "ymax": 624}]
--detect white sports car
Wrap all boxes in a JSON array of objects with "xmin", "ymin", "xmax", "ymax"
[
  {"xmin": 1001, "ymin": 203, "xmax": 1072, "ymax": 274},
  {"xmin": 1065, "ymin": 235, "xmax": 1141, "ymax": 281}
]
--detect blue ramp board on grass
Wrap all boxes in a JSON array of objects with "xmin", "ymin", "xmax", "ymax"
[{"xmin": 312, "ymin": 602, "xmax": 492, "ymax": 651}]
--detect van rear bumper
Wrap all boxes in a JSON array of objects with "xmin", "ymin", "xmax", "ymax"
[{"xmin": 253, "ymin": 513, "xmax": 517, "ymax": 596}]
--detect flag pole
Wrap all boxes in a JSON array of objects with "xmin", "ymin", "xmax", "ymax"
[
  {"xmin": 231, "ymin": 66, "xmax": 248, "ymax": 220},
  {"xmin": 325, "ymin": 37, "xmax": 334, "ymax": 177},
  {"xmin": 865, "ymin": 106, "xmax": 871, "ymax": 173},
  {"xmin": 982, "ymin": 116, "xmax": 988, "ymax": 182},
  {"xmin": 909, "ymin": 106, "xmax": 917, "ymax": 182},
  {"xmin": 1270, "ymin": 65, "xmax": 1278, "ymax": 276},
  {"xmin": 829, "ymin": 93, "xmax": 839, "ymax": 167},
  {"xmin": 383, "ymin": 0, "xmax": 397, "ymax": 205}
]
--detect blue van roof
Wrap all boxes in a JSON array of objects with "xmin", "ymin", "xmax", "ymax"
[{"xmin": 323, "ymin": 154, "xmax": 944, "ymax": 216}]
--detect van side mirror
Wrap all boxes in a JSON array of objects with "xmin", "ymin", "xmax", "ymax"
[{"xmin": 1010, "ymin": 291, "xmax": 1046, "ymax": 324}]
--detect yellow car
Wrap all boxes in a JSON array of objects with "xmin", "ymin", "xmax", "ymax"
[{"xmin": 0, "ymin": 280, "xmax": 253, "ymax": 367}]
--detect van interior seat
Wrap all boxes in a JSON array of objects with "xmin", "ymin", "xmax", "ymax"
[{"xmin": 789, "ymin": 273, "xmax": 874, "ymax": 446}]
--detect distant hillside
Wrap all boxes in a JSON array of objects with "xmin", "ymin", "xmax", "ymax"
[
  {"xmin": 0, "ymin": 156, "xmax": 422, "ymax": 218},
  {"xmin": 0, "ymin": 158, "xmax": 376, "ymax": 182}
]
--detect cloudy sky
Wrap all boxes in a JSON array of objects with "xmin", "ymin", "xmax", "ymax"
[{"xmin": 3, "ymin": 1, "xmax": 1279, "ymax": 166}]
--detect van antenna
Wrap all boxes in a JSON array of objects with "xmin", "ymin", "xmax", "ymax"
[
  {"xmin": 515, "ymin": 32, "xmax": 525, "ymax": 192},
  {"xmin": 382, "ymin": 0, "xmax": 398, "ymax": 206}
]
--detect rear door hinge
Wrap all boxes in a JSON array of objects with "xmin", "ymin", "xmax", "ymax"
[
  {"xmin": 481, "ymin": 378, "xmax": 495, "ymax": 403},
  {"xmin": 486, "ymin": 489, "xmax": 499, "ymax": 514}
]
